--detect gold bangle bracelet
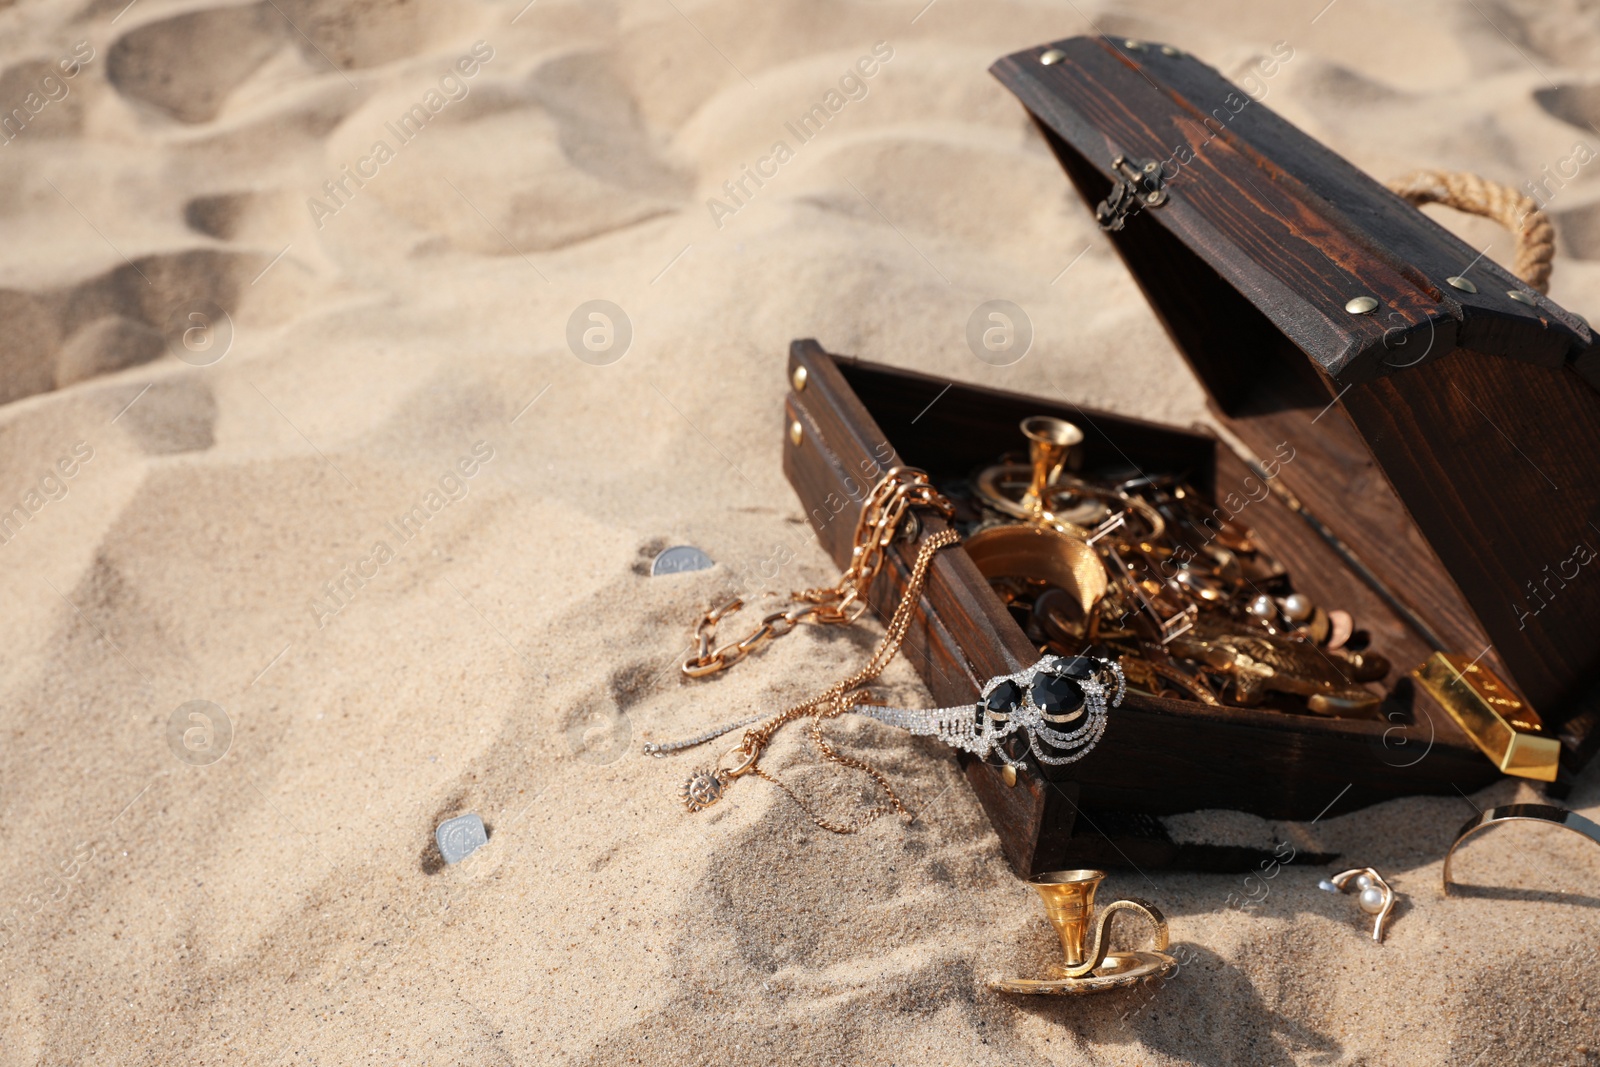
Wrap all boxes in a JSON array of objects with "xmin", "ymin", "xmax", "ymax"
[{"xmin": 1443, "ymin": 803, "xmax": 1600, "ymax": 895}]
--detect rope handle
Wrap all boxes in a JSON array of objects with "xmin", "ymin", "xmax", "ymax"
[{"xmin": 1386, "ymin": 169, "xmax": 1555, "ymax": 294}]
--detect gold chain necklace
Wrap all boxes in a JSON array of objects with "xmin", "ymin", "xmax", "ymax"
[
  {"xmin": 676, "ymin": 528, "xmax": 960, "ymax": 832},
  {"xmin": 681, "ymin": 467, "xmax": 953, "ymax": 677},
  {"xmin": 660, "ymin": 467, "xmax": 959, "ymax": 833}
]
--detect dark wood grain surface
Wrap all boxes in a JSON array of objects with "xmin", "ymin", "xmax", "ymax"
[
  {"xmin": 1339, "ymin": 348, "xmax": 1600, "ymax": 715},
  {"xmin": 989, "ymin": 36, "xmax": 1593, "ymax": 382}
]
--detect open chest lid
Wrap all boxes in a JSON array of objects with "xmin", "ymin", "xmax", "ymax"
[{"xmin": 991, "ymin": 36, "xmax": 1600, "ymax": 755}]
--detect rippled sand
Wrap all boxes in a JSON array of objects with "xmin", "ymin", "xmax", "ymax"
[{"xmin": 2, "ymin": 0, "xmax": 1597, "ymax": 1062}]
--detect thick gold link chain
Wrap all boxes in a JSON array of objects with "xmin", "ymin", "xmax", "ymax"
[{"xmin": 681, "ymin": 467, "xmax": 954, "ymax": 678}]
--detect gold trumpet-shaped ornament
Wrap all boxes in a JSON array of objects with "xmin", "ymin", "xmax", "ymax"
[
  {"xmin": 976, "ymin": 416, "xmax": 1102, "ymax": 532},
  {"xmin": 1019, "ymin": 415, "xmax": 1085, "ymax": 522},
  {"xmin": 992, "ymin": 870, "xmax": 1178, "ymax": 995},
  {"xmin": 969, "ymin": 415, "xmax": 1112, "ymax": 626}
]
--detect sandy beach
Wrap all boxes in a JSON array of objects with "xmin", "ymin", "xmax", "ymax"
[{"xmin": 2, "ymin": 0, "xmax": 1599, "ymax": 1062}]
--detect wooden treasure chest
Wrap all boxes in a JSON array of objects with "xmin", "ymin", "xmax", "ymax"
[{"xmin": 779, "ymin": 35, "xmax": 1600, "ymax": 876}]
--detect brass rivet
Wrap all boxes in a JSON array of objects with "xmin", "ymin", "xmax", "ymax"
[
  {"xmin": 791, "ymin": 365, "xmax": 808, "ymax": 392},
  {"xmin": 1039, "ymin": 48, "xmax": 1066, "ymax": 66},
  {"xmin": 1002, "ymin": 764, "xmax": 1018, "ymax": 788},
  {"xmin": 788, "ymin": 419, "xmax": 803, "ymax": 446},
  {"xmin": 1160, "ymin": 45, "xmax": 1180, "ymax": 56},
  {"xmin": 1345, "ymin": 295, "xmax": 1379, "ymax": 315},
  {"xmin": 1124, "ymin": 39, "xmax": 1146, "ymax": 50},
  {"xmin": 1507, "ymin": 289, "xmax": 1538, "ymax": 306},
  {"xmin": 1446, "ymin": 275, "xmax": 1477, "ymax": 294}
]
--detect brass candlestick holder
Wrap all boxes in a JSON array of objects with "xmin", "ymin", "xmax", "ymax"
[
  {"xmin": 1019, "ymin": 415, "xmax": 1085, "ymax": 521},
  {"xmin": 970, "ymin": 416, "xmax": 1112, "ymax": 629},
  {"xmin": 992, "ymin": 870, "xmax": 1178, "ymax": 995},
  {"xmin": 975, "ymin": 416, "xmax": 1097, "ymax": 531}
]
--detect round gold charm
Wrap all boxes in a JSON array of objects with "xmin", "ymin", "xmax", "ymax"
[{"xmin": 681, "ymin": 770, "xmax": 725, "ymax": 812}]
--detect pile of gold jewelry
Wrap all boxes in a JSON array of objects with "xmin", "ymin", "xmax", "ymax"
[{"xmin": 959, "ymin": 416, "xmax": 1389, "ymax": 719}]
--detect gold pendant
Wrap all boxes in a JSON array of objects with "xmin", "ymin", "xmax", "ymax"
[
  {"xmin": 681, "ymin": 743, "xmax": 759, "ymax": 812},
  {"xmin": 681, "ymin": 769, "xmax": 725, "ymax": 812}
]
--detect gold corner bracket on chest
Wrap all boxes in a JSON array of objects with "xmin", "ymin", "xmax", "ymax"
[{"xmin": 1412, "ymin": 652, "xmax": 1560, "ymax": 781}]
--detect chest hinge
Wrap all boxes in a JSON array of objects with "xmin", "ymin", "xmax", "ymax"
[{"xmin": 1095, "ymin": 156, "xmax": 1168, "ymax": 232}]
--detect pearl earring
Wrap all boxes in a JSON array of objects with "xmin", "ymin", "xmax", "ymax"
[{"xmin": 1318, "ymin": 867, "xmax": 1397, "ymax": 942}]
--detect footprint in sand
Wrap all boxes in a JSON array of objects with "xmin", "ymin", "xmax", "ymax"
[
  {"xmin": 54, "ymin": 316, "xmax": 166, "ymax": 388},
  {"xmin": 1467, "ymin": 0, "xmax": 1600, "ymax": 68},
  {"xmin": 184, "ymin": 190, "xmax": 304, "ymax": 245},
  {"xmin": 1552, "ymin": 201, "xmax": 1600, "ymax": 261},
  {"xmin": 107, "ymin": 4, "xmax": 289, "ymax": 124},
  {"xmin": 118, "ymin": 379, "xmax": 219, "ymax": 455},
  {"xmin": 270, "ymin": 0, "xmax": 465, "ymax": 72},
  {"xmin": 0, "ymin": 249, "xmax": 311, "ymax": 406},
  {"xmin": 0, "ymin": 58, "xmax": 90, "ymax": 138},
  {"xmin": 0, "ymin": 291, "xmax": 59, "ymax": 404},
  {"xmin": 1528, "ymin": 83, "xmax": 1600, "ymax": 261},
  {"xmin": 1533, "ymin": 83, "xmax": 1600, "ymax": 134},
  {"xmin": 184, "ymin": 192, "xmax": 262, "ymax": 242},
  {"xmin": 344, "ymin": 51, "xmax": 692, "ymax": 253},
  {"xmin": 107, "ymin": 0, "xmax": 459, "ymax": 124}
]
